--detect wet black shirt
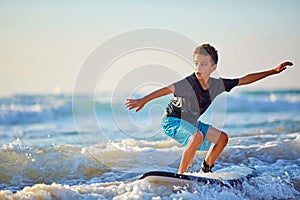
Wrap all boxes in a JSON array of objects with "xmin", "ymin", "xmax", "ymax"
[{"xmin": 165, "ymin": 73, "xmax": 239, "ymax": 125}]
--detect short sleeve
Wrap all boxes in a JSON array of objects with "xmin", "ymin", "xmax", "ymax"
[
  {"xmin": 174, "ymin": 79, "xmax": 187, "ymax": 96},
  {"xmin": 208, "ymin": 77, "xmax": 239, "ymax": 99},
  {"xmin": 222, "ymin": 78, "xmax": 239, "ymax": 92},
  {"xmin": 173, "ymin": 75, "xmax": 194, "ymax": 96}
]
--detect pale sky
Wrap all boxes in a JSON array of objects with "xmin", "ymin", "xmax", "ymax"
[{"xmin": 0, "ymin": 0, "xmax": 299, "ymax": 96}]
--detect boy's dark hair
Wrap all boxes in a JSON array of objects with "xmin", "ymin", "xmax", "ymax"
[{"xmin": 194, "ymin": 44, "xmax": 218, "ymax": 65}]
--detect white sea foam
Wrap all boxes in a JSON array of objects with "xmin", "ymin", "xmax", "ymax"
[
  {"xmin": 0, "ymin": 91, "xmax": 299, "ymax": 199},
  {"xmin": 1, "ymin": 174, "xmax": 299, "ymax": 200},
  {"xmin": 1, "ymin": 135, "xmax": 299, "ymax": 199}
]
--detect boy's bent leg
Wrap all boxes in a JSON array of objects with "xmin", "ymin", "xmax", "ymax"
[
  {"xmin": 204, "ymin": 126, "xmax": 228, "ymax": 167},
  {"xmin": 178, "ymin": 131, "xmax": 203, "ymax": 174}
]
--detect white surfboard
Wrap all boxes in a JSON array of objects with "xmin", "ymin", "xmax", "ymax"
[{"xmin": 139, "ymin": 166, "xmax": 253, "ymax": 187}]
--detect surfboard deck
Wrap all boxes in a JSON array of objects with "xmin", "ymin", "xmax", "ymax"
[{"xmin": 139, "ymin": 166, "xmax": 253, "ymax": 187}]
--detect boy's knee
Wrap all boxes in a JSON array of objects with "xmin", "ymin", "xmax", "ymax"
[
  {"xmin": 219, "ymin": 132, "xmax": 228, "ymax": 144},
  {"xmin": 192, "ymin": 131, "xmax": 203, "ymax": 145}
]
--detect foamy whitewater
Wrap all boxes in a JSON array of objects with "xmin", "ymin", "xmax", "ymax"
[{"xmin": 0, "ymin": 90, "xmax": 299, "ymax": 199}]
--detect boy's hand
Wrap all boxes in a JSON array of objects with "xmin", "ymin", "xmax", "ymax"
[
  {"xmin": 274, "ymin": 61, "xmax": 294, "ymax": 74},
  {"xmin": 125, "ymin": 86, "xmax": 173, "ymax": 112},
  {"xmin": 125, "ymin": 98, "xmax": 145, "ymax": 112}
]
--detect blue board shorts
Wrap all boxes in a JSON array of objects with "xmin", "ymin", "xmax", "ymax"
[{"xmin": 161, "ymin": 117, "xmax": 212, "ymax": 151}]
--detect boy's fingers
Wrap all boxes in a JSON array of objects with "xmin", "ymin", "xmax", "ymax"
[
  {"xmin": 127, "ymin": 105, "xmax": 134, "ymax": 110},
  {"xmin": 276, "ymin": 61, "xmax": 293, "ymax": 73},
  {"xmin": 125, "ymin": 102, "xmax": 130, "ymax": 107},
  {"xmin": 125, "ymin": 99, "xmax": 134, "ymax": 106},
  {"xmin": 136, "ymin": 106, "xmax": 143, "ymax": 112},
  {"xmin": 282, "ymin": 61, "xmax": 293, "ymax": 67},
  {"xmin": 125, "ymin": 99, "xmax": 139, "ymax": 110},
  {"xmin": 281, "ymin": 66, "xmax": 287, "ymax": 72}
]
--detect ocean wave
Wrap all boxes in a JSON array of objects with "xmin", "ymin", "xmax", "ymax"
[
  {"xmin": 1, "ymin": 90, "xmax": 299, "ymax": 125},
  {"xmin": 0, "ymin": 138, "xmax": 182, "ymax": 192},
  {"xmin": 1, "ymin": 135, "xmax": 299, "ymax": 194},
  {"xmin": 0, "ymin": 95, "xmax": 72, "ymax": 125},
  {"xmin": 0, "ymin": 139, "xmax": 103, "ymax": 191},
  {"xmin": 1, "ymin": 168, "xmax": 299, "ymax": 200},
  {"xmin": 1, "ymin": 178, "xmax": 298, "ymax": 200},
  {"xmin": 226, "ymin": 90, "xmax": 300, "ymax": 112}
]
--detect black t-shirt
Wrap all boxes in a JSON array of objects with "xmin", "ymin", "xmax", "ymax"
[{"xmin": 165, "ymin": 73, "xmax": 239, "ymax": 125}]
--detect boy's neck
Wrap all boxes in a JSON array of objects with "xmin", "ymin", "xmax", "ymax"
[{"xmin": 197, "ymin": 75, "xmax": 209, "ymax": 90}]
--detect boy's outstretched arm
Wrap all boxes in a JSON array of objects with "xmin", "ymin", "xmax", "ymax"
[
  {"xmin": 237, "ymin": 61, "xmax": 294, "ymax": 86},
  {"xmin": 125, "ymin": 84, "xmax": 175, "ymax": 112}
]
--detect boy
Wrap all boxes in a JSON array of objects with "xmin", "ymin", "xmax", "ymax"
[{"xmin": 125, "ymin": 44, "xmax": 293, "ymax": 174}]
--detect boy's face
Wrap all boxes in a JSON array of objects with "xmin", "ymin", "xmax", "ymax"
[{"xmin": 193, "ymin": 53, "xmax": 217, "ymax": 81}]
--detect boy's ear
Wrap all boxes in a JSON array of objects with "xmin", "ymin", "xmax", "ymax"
[{"xmin": 211, "ymin": 64, "xmax": 217, "ymax": 72}]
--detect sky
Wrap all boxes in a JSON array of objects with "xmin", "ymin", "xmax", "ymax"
[{"xmin": 0, "ymin": 0, "xmax": 299, "ymax": 97}]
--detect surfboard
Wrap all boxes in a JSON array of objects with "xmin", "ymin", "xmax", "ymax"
[{"xmin": 139, "ymin": 166, "xmax": 253, "ymax": 187}]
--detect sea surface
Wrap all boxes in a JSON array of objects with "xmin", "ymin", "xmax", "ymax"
[{"xmin": 0, "ymin": 90, "xmax": 299, "ymax": 199}]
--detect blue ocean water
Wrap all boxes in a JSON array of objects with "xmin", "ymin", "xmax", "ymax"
[{"xmin": 0, "ymin": 90, "xmax": 299, "ymax": 199}]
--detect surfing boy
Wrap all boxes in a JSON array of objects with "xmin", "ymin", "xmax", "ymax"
[{"xmin": 125, "ymin": 44, "xmax": 293, "ymax": 174}]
